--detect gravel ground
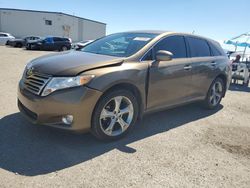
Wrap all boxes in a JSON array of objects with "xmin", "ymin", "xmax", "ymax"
[{"xmin": 0, "ymin": 46, "xmax": 250, "ymax": 188}]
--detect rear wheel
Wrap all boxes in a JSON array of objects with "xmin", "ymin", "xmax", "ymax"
[
  {"xmin": 203, "ymin": 78, "xmax": 225, "ymax": 109},
  {"xmin": 61, "ymin": 46, "xmax": 68, "ymax": 51},
  {"xmin": 91, "ymin": 89, "xmax": 139, "ymax": 141}
]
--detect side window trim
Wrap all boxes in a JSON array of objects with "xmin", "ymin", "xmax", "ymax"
[{"xmin": 206, "ymin": 40, "xmax": 213, "ymax": 56}]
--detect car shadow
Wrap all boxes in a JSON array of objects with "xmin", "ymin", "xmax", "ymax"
[
  {"xmin": 0, "ymin": 103, "xmax": 223, "ymax": 176},
  {"xmin": 229, "ymin": 84, "xmax": 250, "ymax": 92}
]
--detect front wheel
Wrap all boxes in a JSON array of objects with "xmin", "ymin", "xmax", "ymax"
[
  {"xmin": 91, "ymin": 89, "xmax": 139, "ymax": 141},
  {"xmin": 203, "ymin": 78, "xmax": 225, "ymax": 109}
]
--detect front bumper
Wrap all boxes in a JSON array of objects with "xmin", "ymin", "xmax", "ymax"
[{"xmin": 17, "ymin": 83, "xmax": 102, "ymax": 132}]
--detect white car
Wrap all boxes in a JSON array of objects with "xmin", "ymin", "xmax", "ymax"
[
  {"xmin": 72, "ymin": 40, "xmax": 93, "ymax": 50},
  {"xmin": 0, "ymin": 32, "xmax": 15, "ymax": 45},
  {"xmin": 232, "ymin": 62, "xmax": 250, "ymax": 86}
]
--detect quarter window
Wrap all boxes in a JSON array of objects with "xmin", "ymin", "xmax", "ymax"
[
  {"xmin": 186, "ymin": 37, "xmax": 211, "ymax": 57},
  {"xmin": 153, "ymin": 36, "xmax": 187, "ymax": 59}
]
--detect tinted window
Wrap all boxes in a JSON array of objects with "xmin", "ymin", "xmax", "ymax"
[
  {"xmin": 44, "ymin": 37, "xmax": 53, "ymax": 43},
  {"xmin": 53, "ymin": 37, "xmax": 62, "ymax": 42},
  {"xmin": 186, "ymin": 37, "xmax": 211, "ymax": 57},
  {"xmin": 209, "ymin": 42, "xmax": 222, "ymax": 56},
  {"xmin": 154, "ymin": 36, "xmax": 187, "ymax": 58},
  {"xmin": 61, "ymin": 38, "xmax": 70, "ymax": 42},
  {"xmin": 143, "ymin": 49, "xmax": 153, "ymax": 60}
]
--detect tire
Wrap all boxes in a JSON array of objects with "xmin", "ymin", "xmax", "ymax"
[
  {"xmin": 203, "ymin": 77, "xmax": 225, "ymax": 110},
  {"xmin": 16, "ymin": 43, "xmax": 23, "ymax": 48},
  {"xmin": 61, "ymin": 46, "xmax": 68, "ymax": 51},
  {"xmin": 244, "ymin": 80, "xmax": 249, "ymax": 87},
  {"xmin": 91, "ymin": 89, "xmax": 139, "ymax": 141},
  {"xmin": 26, "ymin": 45, "xmax": 31, "ymax": 50}
]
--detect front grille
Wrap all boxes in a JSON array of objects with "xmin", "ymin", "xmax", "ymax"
[{"xmin": 23, "ymin": 72, "xmax": 51, "ymax": 95}]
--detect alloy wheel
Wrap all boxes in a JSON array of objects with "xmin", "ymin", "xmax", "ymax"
[
  {"xmin": 62, "ymin": 46, "xmax": 68, "ymax": 51},
  {"xmin": 209, "ymin": 81, "xmax": 223, "ymax": 106},
  {"xmin": 99, "ymin": 96, "xmax": 134, "ymax": 136}
]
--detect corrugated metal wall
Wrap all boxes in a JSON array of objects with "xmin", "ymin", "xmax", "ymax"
[{"xmin": 0, "ymin": 9, "xmax": 106, "ymax": 42}]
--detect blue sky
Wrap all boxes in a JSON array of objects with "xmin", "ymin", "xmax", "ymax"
[{"xmin": 0, "ymin": 0, "xmax": 249, "ymax": 50}]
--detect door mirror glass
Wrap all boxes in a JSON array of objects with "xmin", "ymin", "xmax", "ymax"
[{"xmin": 156, "ymin": 50, "xmax": 173, "ymax": 61}]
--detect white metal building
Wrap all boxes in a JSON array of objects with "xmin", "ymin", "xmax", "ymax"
[{"xmin": 0, "ymin": 8, "xmax": 106, "ymax": 41}]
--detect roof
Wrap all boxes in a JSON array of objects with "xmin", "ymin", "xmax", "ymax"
[
  {"xmin": 0, "ymin": 32, "xmax": 12, "ymax": 35},
  {"xmin": 0, "ymin": 8, "xmax": 106, "ymax": 25},
  {"xmin": 122, "ymin": 30, "xmax": 168, "ymax": 34}
]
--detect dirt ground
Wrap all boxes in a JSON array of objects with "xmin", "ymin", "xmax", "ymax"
[{"xmin": 0, "ymin": 46, "xmax": 250, "ymax": 188}]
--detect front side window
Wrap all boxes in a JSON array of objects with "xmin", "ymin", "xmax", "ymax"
[
  {"xmin": 186, "ymin": 37, "xmax": 211, "ymax": 57},
  {"xmin": 0, "ymin": 34, "xmax": 7, "ymax": 37},
  {"xmin": 81, "ymin": 33, "xmax": 158, "ymax": 57},
  {"xmin": 44, "ymin": 37, "xmax": 53, "ymax": 43},
  {"xmin": 153, "ymin": 36, "xmax": 187, "ymax": 58}
]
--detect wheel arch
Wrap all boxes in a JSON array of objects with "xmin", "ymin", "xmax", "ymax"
[
  {"xmin": 215, "ymin": 73, "xmax": 228, "ymax": 97},
  {"xmin": 96, "ymin": 82, "xmax": 144, "ymax": 120}
]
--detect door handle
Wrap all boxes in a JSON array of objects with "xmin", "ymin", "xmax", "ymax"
[{"xmin": 184, "ymin": 65, "xmax": 192, "ymax": 70}]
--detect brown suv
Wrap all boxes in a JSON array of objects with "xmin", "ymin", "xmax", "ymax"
[{"xmin": 18, "ymin": 31, "xmax": 232, "ymax": 140}]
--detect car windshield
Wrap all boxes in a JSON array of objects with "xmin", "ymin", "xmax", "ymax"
[{"xmin": 81, "ymin": 33, "xmax": 158, "ymax": 57}]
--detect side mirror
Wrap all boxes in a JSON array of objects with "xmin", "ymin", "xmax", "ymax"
[{"xmin": 156, "ymin": 50, "xmax": 173, "ymax": 61}]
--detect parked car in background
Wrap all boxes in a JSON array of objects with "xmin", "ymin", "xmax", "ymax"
[
  {"xmin": 72, "ymin": 40, "xmax": 93, "ymax": 50},
  {"xmin": 18, "ymin": 31, "xmax": 231, "ymax": 141},
  {"xmin": 8, "ymin": 36, "xmax": 41, "ymax": 48},
  {"xmin": 26, "ymin": 36, "xmax": 72, "ymax": 51},
  {"xmin": 0, "ymin": 32, "xmax": 15, "ymax": 45}
]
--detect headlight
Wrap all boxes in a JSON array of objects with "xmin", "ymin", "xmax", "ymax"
[{"xmin": 41, "ymin": 75, "xmax": 95, "ymax": 96}]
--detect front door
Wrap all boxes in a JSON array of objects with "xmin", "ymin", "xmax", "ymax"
[{"xmin": 145, "ymin": 35, "xmax": 193, "ymax": 111}]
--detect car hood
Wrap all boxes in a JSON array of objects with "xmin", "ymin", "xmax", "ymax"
[{"xmin": 29, "ymin": 51, "xmax": 124, "ymax": 76}]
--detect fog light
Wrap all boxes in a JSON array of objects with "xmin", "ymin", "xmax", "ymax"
[{"xmin": 62, "ymin": 115, "xmax": 73, "ymax": 125}]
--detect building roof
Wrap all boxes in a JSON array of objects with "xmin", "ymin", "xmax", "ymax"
[{"xmin": 0, "ymin": 8, "xmax": 106, "ymax": 25}]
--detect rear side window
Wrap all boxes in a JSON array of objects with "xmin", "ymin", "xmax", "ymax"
[
  {"xmin": 186, "ymin": 37, "xmax": 211, "ymax": 57},
  {"xmin": 62, "ymin": 38, "xmax": 70, "ymax": 42},
  {"xmin": 53, "ymin": 37, "xmax": 62, "ymax": 42},
  {"xmin": 154, "ymin": 36, "xmax": 187, "ymax": 58},
  {"xmin": 209, "ymin": 42, "xmax": 223, "ymax": 56}
]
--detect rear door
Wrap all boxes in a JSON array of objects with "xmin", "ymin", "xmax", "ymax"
[
  {"xmin": 52, "ymin": 37, "xmax": 62, "ymax": 50},
  {"xmin": 185, "ymin": 36, "xmax": 216, "ymax": 98},
  {"xmin": 146, "ymin": 35, "xmax": 193, "ymax": 110}
]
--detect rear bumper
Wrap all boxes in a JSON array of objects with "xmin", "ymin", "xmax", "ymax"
[{"xmin": 17, "ymin": 84, "xmax": 102, "ymax": 132}]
